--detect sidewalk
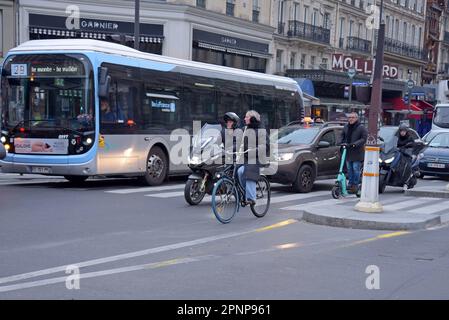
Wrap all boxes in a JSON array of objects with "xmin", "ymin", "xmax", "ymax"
[{"xmin": 292, "ymin": 191, "xmax": 449, "ymax": 231}]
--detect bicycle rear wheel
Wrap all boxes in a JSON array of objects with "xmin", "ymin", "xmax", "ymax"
[
  {"xmin": 212, "ymin": 178, "xmax": 239, "ymax": 224},
  {"xmin": 250, "ymin": 176, "xmax": 271, "ymax": 218}
]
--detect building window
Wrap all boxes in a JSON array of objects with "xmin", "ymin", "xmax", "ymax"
[
  {"xmin": 290, "ymin": 52, "xmax": 296, "ymax": 69},
  {"xmin": 276, "ymin": 49, "xmax": 283, "ymax": 73},
  {"xmin": 300, "ymin": 54, "xmax": 306, "ymax": 69},
  {"xmin": 196, "ymin": 0, "xmax": 206, "ymax": 9},
  {"xmin": 252, "ymin": 0, "xmax": 260, "ymax": 23},
  {"xmin": 226, "ymin": 0, "xmax": 235, "ymax": 16},
  {"xmin": 310, "ymin": 56, "xmax": 316, "ymax": 69}
]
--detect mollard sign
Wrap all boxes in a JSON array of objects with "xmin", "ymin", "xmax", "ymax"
[{"xmin": 332, "ymin": 54, "xmax": 398, "ymax": 79}]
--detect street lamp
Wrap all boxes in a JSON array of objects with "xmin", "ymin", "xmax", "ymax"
[
  {"xmin": 355, "ymin": 0, "xmax": 385, "ymax": 213},
  {"xmin": 134, "ymin": 0, "xmax": 140, "ymax": 50}
]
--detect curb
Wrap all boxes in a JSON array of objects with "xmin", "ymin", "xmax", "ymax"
[{"xmin": 302, "ymin": 210, "xmax": 441, "ymax": 231}]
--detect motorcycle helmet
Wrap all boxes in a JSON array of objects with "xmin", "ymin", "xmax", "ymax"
[
  {"xmin": 398, "ymin": 123, "xmax": 409, "ymax": 131},
  {"xmin": 223, "ymin": 112, "xmax": 240, "ymax": 129}
]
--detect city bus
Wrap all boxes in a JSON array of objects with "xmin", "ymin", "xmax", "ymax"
[{"xmin": 0, "ymin": 39, "xmax": 304, "ymax": 185}]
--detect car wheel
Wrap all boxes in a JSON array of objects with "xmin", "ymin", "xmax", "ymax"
[
  {"xmin": 139, "ymin": 146, "xmax": 168, "ymax": 186},
  {"xmin": 292, "ymin": 164, "xmax": 315, "ymax": 193}
]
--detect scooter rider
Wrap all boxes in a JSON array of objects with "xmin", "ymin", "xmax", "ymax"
[{"xmin": 397, "ymin": 123, "xmax": 415, "ymax": 149}]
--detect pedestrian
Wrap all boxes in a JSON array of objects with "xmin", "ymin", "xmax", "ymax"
[
  {"xmin": 341, "ymin": 112, "xmax": 368, "ymax": 194},
  {"xmin": 237, "ymin": 110, "xmax": 269, "ymax": 206}
]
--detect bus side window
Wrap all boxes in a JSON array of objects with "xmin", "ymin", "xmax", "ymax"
[
  {"xmin": 141, "ymin": 69, "xmax": 182, "ymax": 134},
  {"xmin": 181, "ymin": 74, "xmax": 216, "ymax": 128}
]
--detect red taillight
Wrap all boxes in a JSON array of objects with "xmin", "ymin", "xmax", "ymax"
[
  {"xmin": 127, "ymin": 119, "xmax": 135, "ymax": 126},
  {"xmin": 19, "ymin": 127, "xmax": 25, "ymax": 133}
]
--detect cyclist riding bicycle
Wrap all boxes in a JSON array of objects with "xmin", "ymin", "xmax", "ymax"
[{"xmin": 237, "ymin": 110, "xmax": 269, "ymax": 206}]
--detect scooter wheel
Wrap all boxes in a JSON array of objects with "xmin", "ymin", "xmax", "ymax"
[{"xmin": 331, "ymin": 186, "xmax": 341, "ymax": 199}]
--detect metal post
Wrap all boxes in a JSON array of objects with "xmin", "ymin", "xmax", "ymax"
[
  {"xmin": 134, "ymin": 0, "xmax": 140, "ymax": 50},
  {"xmin": 355, "ymin": 0, "xmax": 385, "ymax": 213}
]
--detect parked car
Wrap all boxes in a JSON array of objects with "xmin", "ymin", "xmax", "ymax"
[
  {"xmin": 269, "ymin": 123, "xmax": 344, "ymax": 193},
  {"xmin": 0, "ymin": 142, "xmax": 6, "ymax": 160},
  {"xmin": 422, "ymin": 129, "xmax": 449, "ymax": 143},
  {"xmin": 419, "ymin": 132, "xmax": 449, "ymax": 179}
]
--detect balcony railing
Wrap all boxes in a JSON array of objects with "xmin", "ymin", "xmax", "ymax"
[
  {"xmin": 375, "ymin": 33, "xmax": 425, "ymax": 60},
  {"xmin": 346, "ymin": 36, "xmax": 372, "ymax": 53},
  {"xmin": 287, "ymin": 20, "xmax": 331, "ymax": 44}
]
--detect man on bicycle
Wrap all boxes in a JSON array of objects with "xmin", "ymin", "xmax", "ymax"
[{"xmin": 237, "ymin": 110, "xmax": 269, "ymax": 206}]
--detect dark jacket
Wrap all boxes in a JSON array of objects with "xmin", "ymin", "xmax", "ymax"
[
  {"xmin": 241, "ymin": 121, "xmax": 270, "ymax": 182},
  {"xmin": 341, "ymin": 121, "xmax": 368, "ymax": 162}
]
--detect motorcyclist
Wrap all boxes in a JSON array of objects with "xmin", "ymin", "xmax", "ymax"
[
  {"xmin": 397, "ymin": 123, "xmax": 415, "ymax": 149},
  {"xmin": 222, "ymin": 112, "xmax": 241, "ymax": 163}
]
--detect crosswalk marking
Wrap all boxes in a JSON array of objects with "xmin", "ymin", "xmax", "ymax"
[
  {"xmin": 106, "ymin": 184, "xmax": 184, "ymax": 194},
  {"xmin": 382, "ymin": 198, "xmax": 436, "ymax": 211},
  {"xmin": 281, "ymin": 198, "xmax": 357, "ymax": 211},
  {"xmin": 145, "ymin": 191, "xmax": 185, "ymax": 198},
  {"xmin": 408, "ymin": 201, "xmax": 449, "ymax": 215},
  {"xmin": 259, "ymin": 190, "xmax": 330, "ymax": 206}
]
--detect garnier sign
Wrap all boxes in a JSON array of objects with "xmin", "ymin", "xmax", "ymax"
[{"xmin": 332, "ymin": 54, "xmax": 398, "ymax": 79}]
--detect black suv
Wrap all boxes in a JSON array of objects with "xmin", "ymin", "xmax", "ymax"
[{"xmin": 270, "ymin": 123, "xmax": 344, "ymax": 193}]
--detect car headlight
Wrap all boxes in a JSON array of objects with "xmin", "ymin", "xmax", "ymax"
[
  {"xmin": 379, "ymin": 157, "xmax": 383, "ymax": 163},
  {"xmin": 275, "ymin": 153, "xmax": 294, "ymax": 162},
  {"xmin": 384, "ymin": 157, "xmax": 395, "ymax": 164},
  {"xmin": 0, "ymin": 136, "xmax": 6, "ymax": 144}
]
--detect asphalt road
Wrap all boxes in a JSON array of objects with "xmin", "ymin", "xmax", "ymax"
[{"xmin": 0, "ymin": 174, "xmax": 448, "ymax": 299}]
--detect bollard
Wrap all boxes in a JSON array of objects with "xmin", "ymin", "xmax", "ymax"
[{"xmin": 355, "ymin": 146, "xmax": 383, "ymax": 213}]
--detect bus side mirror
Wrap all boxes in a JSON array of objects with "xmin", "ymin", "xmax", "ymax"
[{"xmin": 98, "ymin": 67, "xmax": 111, "ymax": 99}]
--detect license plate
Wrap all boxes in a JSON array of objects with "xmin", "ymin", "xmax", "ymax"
[
  {"xmin": 31, "ymin": 166, "xmax": 52, "ymax": 174},
  {"xmin": 427, "ymin": 163, "xmax": 446, "ymax": 169}
]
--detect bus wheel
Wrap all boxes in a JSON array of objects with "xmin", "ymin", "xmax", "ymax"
[
  {"xmin": 64, "ymin": 175, "xmax": 88, "ymax": 184},
  {"xmin": 140, "ymin": 146, "xmax": 168, "ymax": 186}
]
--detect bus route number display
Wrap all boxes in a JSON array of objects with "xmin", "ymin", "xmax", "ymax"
[{"xmin": 11, "ymin": 64, "xmax": 28, "ymax": 77}]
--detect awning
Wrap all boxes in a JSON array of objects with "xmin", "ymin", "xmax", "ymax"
[
  {"xmin": 303, "ymin": 92, "xmax": 320, "ymax": 107},
  {"xmin": 30, "ymin": 27, "xmax": 164, "ymax": 43},
  {"xmin": 318, "ymin": 97, "xmax": 368, "ymax": 108},
  {"xmin": 384, "ymin": 97, "xmax": 424, "ymax": 119},
  {"xmin": 197, "ymin": 41, "xmax": 271, "ymax": 58}
]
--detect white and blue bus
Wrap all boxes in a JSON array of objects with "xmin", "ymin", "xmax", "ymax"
[{"xmin": 0, "ymin": 39, "xmax": 304, "ymax": 185}]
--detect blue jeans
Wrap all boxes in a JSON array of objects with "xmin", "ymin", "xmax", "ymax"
[
  {"xmin": 346, "ymin": 161, "xmax": 362, "ymax": 187},
  {"xmin": 237, "ymin": 166, "xmax": 257, "ymax": 202}
]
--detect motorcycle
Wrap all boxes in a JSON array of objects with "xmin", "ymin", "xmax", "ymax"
[
  {"xmin": 184, "ymin": 123, "xmax": 226, "ymax": 205},
  {"xmin": 378, "ymin": 137, "xmax": 426, "ymax": 193}
]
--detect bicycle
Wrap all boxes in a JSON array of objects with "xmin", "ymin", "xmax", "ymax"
[{"xmin": 211, "ymin": 151, "xmax": 271, "ymax": 224}]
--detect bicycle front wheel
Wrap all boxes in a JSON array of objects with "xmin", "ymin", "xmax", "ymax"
[
  {"xmin": 250, "ymin": 176, "xmax": 271, "ymax": 218},
  {"xmin": 212, "ymin": 178, "xmax": 239, "ymax": 224}
]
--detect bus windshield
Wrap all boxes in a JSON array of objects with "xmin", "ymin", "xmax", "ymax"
[
  {"xmin": 433, "ymin": 106, "xmax": 449, "ymax": 129},
  {"xmin": 1, "ymin": 54, "xmax": 94, "ymax": 135}
]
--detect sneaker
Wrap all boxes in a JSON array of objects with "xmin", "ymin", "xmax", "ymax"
[{"xmin": 245, "ymin": 200, "xmax": 256, "ymax": 206}]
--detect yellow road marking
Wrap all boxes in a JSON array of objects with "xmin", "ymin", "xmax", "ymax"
[
  {"xmin": 345, "ymin": 231, "xmax": 411, "ymax": 247},
  {"xmin": 255, "ymin": 219, "xmax": 297, "ymax": 232}
]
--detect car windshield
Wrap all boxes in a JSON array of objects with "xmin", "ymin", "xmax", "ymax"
[
  {"xmin": 434, "ymin": 106, "xmax": 449, "ymax": 129},
  {"xmin": 273, "ymin": 127, "xmax": 320, "ymax": 145},
  {"xmin": 428, "ymin": 133, "xmax": 449, "ymax": 148}
]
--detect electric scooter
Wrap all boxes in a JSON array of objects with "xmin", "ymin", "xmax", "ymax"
[{"xmin": 331, "ymin": 144, "xmax": 361, "ymax": 199}]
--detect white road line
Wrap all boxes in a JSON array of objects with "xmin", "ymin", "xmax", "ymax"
[
  {"xmin": 0, "ymin": 229, "xmax": 256, "ymax": 286},
  {"xmin": 0, "ymin": 255, "xmax": 217, "ymax": 293},
  {"xmin": 106, "ymin": 184, "xmax": 184, "ymax": 194},
  {"xmin": 256, "ymin": 190, "xmax": 330, "ymax": 207},
  {"xmin": 281, "ymin": 197, "xmax": 357, "ymax": 211},
  {"xmin": 408, "ymin": 201, "xmax": 449, "ymax": 215},
  {"xmin": 145, "ymin": 191, "xmax": 185, "ymax": 198},
  {"xmin": 382, "ymin": 198, "xmax": 435, "ymax": 211}
]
